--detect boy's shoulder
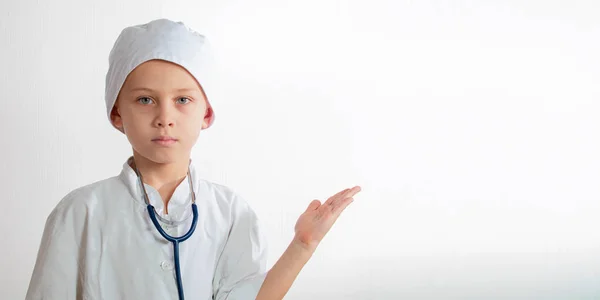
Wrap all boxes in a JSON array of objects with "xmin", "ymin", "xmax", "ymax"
[
  {"xmin": 198, "ymin": 178, "xmax": 234, "ymax": 197},
  {"xmin": 196, "ymin": 178, "xmax": 252, "ymax": 208},
  {"xmin": 48, "ymin": 175, "xmax": 123, "ymax": 218}
]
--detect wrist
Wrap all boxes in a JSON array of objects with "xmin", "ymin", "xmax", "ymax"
[{"xmin": 290, "ymin": 237, "xmax": 318, "ymax": 255}]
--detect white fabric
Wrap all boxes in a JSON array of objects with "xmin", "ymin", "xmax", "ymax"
[
  {"xmin": 105, "ymin": 18, "xmax": 217, "ymax": 131},
  {"xmin": 26, "ymin": 156, "xmax": 268, "ymax": 300}
]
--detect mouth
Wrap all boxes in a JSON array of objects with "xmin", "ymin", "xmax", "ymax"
[{"xmin": 152, "ymin": 136, "xmax": 178, "ymax": 146}]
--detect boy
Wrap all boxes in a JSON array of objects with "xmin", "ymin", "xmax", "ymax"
[{"xmin": 25, "ymin": 19, "xmax": 361, "ymax": 300}]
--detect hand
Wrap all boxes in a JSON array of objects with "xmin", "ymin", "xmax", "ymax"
[{"xmin": 293, "ymin": 186, "xmax": 362, "ymax": 252}]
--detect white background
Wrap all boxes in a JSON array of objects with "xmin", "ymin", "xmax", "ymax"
[{"xmin": 2, "ymin": 0, "xmax": 600, "ymax": 299}]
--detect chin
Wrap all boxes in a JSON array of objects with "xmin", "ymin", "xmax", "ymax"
[{"xmin": 136, "ymin": 148, "xmax": 188, "ymax": 165}]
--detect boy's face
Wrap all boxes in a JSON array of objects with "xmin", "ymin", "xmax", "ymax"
[{"xmin": 111, "ymin": 59, "xmax": 213, "ymax": 165}]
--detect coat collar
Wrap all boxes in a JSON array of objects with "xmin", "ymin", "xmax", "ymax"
[{"xmin": 118, "ymin": 156, "xmax": 198, "ymax": 223}]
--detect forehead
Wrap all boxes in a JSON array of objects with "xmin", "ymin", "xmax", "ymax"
[{"xmin": 122, "ymin": 59, "xmax": 203, "ymax": 92}]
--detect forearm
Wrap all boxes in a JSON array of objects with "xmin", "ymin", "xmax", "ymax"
[{"xmin": 256, "ymin": 240, "xmax": 315, "ymax": 300}]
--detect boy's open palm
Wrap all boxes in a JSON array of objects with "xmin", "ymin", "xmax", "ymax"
[{"xmin": 293, "ymin": 186, "xmax": 361, "ymax": 251}]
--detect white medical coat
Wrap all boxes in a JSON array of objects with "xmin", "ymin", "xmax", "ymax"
[{"xmin": 25, "ymin": 156, "xmax": 268, "ymax": 300}]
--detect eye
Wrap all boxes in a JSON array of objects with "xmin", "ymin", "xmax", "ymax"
[
  {"xmin": 177, "ymin": 97, "xmax": 191, "ymax": 104},
  {"xmin": 137, "ymin": 97, "xmax": 154, "ymax": 105}
]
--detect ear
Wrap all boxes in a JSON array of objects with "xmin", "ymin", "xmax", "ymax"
[
  {"xmin": 201, "ymin": 106, "xmax": 215, "ymax": 130},
  {"xmin": 110, "ymin": 104, "xmax": 125, "ymax": 133}
]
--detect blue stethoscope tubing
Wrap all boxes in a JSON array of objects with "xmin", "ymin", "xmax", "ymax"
[
  {"xmin": 146, "ymin": 203, "xmax": 198, "ymax": 300},
  {"xmin": 134, "ymin": 161, "xmax": 199, "ymax": 300}
]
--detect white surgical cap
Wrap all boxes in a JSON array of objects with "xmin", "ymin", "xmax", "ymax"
[{"xmin": 104, "ymin": 18, "xmax": 216, "ymax": 131}]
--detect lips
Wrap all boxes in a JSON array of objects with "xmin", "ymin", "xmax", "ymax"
[
  {"xmin": 152, "ymin": 136, "xmax": 178, "ymax": 146},
  {"xmin": 152, "ymin": 136, "xmax": 177, "ymax": 141}
]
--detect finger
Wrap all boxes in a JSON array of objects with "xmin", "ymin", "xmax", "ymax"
[
  {"xmin": 324, "ymin": 188, "xmax": 350, "ymax": 206},
  {"xmin": 344, "ymin": 186, "xmax": 362, "ymax": 198},
  {"xmin": 332, "ymin": 197, "xmax": 354, "ymax": 215},
  {"xmin": 331, "ymin": 186, "xmax": 361, "ymax": 207},
  {"xmin": 305, "ymin": 199, "xmax": 321, "ymax": 212}
]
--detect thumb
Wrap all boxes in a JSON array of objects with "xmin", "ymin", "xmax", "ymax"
[{"xmin": 305, "ymin": 200, "xmax": 321, "ymax": 212}]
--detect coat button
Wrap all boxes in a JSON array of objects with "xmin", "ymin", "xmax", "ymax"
[{"xmin": 161, "ymin": 261, "xmax": 174, "ymax": 271}]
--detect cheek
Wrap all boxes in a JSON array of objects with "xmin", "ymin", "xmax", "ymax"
[
  {"xmin": 182, "ymin": 116, "xmax": 203, "ymax": 141},
  {"xmin": 186, "ymin": 119, "xmax": 203, "ymax": 137},
  {"xmin": 121, "ymin": 115, "xmax": 149, "ymax": 140},
  {"xmin": 122, "ymin": 108, "xmax": 151, "ymax": 127},
  {"xmin": 186, "ymin": 106, "xmax": 206, "ymax": 129}
]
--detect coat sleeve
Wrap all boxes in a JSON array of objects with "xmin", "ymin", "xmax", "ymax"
[
  {"xmin": 25, "ymin": 190, "xmax": 86, "ymax": 300},
  {"xmin": 213, "ymin": 193, "xmax": 269, "ymax": 300}
]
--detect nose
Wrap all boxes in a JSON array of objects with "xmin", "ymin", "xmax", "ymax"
[{"xmin": 154, "ymin": 102, "xmax": 175, "ymax": 128}]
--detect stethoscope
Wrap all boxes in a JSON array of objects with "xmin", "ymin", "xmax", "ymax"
[{"xmin": 133, "ymin": 161, "xmax": 199, "ymax": 300}]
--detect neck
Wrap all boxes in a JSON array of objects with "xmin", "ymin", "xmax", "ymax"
[{"xmin": 129, "ymin": 151, "xmax": 190, "ymax": 191}]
